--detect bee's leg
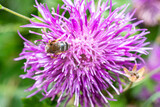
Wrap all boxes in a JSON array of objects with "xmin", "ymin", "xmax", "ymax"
[
  {"xmin": 54, "ymin": 51, "xmax": 63, "ymax": 55},
  {"xmin": 53, "ymin": 38, "xmax": 61, "ymax": 42},
  {"xmin": 49, "ymin": 54, "xmax": 58, "ymax": 58},
  {"xmin": 46, "ymin": 53, "xmax": 56, "ymax": 58},
  {"xmin": 51, "ymin": 56, "xmax": 57, "ymax": 58},
  {"xmin": 48, "ymin": 40, "xmax": 51, "ymax": 43}
]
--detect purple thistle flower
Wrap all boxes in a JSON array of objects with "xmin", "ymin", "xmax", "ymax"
[
  {"xmin": 147, "ymin": 43, "xmax": 160, "ymax": 72},
  {"xmin": 132, "ymin": 0, "xmax": 160, "ymax": 26},
  {"xmin": 147, "ymin": 43, "xmax": 160, "ymax": 92},
  {"xmin": 15, "ymin": 0, "xmax": 150, "ymax": 106},
  {"xmin": 137, "ymin": 43, "xmax": 160, "ymax": 107}
]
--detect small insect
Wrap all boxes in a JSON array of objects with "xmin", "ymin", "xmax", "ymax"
[
  {"xmin": 123, "ymin": 65, "xmax": 145, "ymax": 82},
  {"xmin": 45, "ymin": 38, "xmax": 70, "ymax": 55}
]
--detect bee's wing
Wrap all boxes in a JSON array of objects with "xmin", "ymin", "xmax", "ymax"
[
  {"xmin": 132, "ymin": 64, "xmax": 137, "ymax": 72},
  {"xmin": 137, "ymin": 67, "xmax": 145, "ymax": 77},
  {"xmin": 123, "ymin": 67, "xmax": 130, "ymax": 75}
]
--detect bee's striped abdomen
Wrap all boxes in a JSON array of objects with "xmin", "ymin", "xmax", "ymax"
[{"xmin": 58, "ymin": 41, "xmax": 70, "ymax": 52}]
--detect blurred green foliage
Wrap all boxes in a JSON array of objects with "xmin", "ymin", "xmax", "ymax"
[
  {"xmin": 0, "ymin": 0, "xmax": 159, "ymax": 107},
  {"xmin": 0, "ymin": 0, "xmax": 44, "ymax": 107},
  {"xmin": 22, "ymin": 93, "xmax": 57, "ymax": 107}
]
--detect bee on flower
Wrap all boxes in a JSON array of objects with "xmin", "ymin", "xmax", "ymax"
[
  {"xmin": 15, "ymin": 0, "xmax": 151, "ymax": 106},
  {"xmin": 45, "ymin": 39, "xmax": 70, "ymax": 55}
]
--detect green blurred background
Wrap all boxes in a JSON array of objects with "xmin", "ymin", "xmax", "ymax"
[
  {"xmin": 0, "ymin": 0, "xmax": 159, "ymax": 107},
  {"xmin": 0, "ymin": 0, "xmax": 65, "ymax": 106}
]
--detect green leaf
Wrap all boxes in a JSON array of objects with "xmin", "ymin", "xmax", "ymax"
[
  {"xmin": 45, "ymin": 0, "xmax": 63, "ymax": 9},
  {"xmin": 45, "ymin": 0, "xmax": 64, "ymax": 15},
  {"xmin": 101, "ymin": 0, "xmax": 132, "ymax": 10},
  {"xmin": 112, "ymin": 0, "xmax": 132, "ymax": 9},
  {"xmin": 142, "ymin": 92, "xmax": 160, "ymax": 107},
  {"xmin": 38, "ymin": 11, "xmax": 43, "ymax": 18},
  {"xmin": 146, "ymin": 26, "xmax": 159, "ymax": 42},
  {"xmin": 31, "ymin": 17, "xmax": 42, "ymax": 23},
  {"xmin": 22, "ymin": 94, "xmax": 57, "ymax": 107},
  {"xmin": 109, "ymin": 95, "xmax": 127, "ymax": 107},
  {"xmin": 0, "ymin": 4, "xmax": 3, "ymax": 9}
]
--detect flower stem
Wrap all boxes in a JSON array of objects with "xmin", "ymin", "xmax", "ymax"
[
  {"xmin": 0, "ymin": 4, "xmax": 31, "ymax": 21},
  {"xmin": 123, "ymin": 82, "xmax": 133, "ymax": 92}
]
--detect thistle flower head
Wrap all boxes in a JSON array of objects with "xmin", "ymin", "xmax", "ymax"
[{"xmin": 15, "ymin": 0, "xmax": 150, "ymax": 106}]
